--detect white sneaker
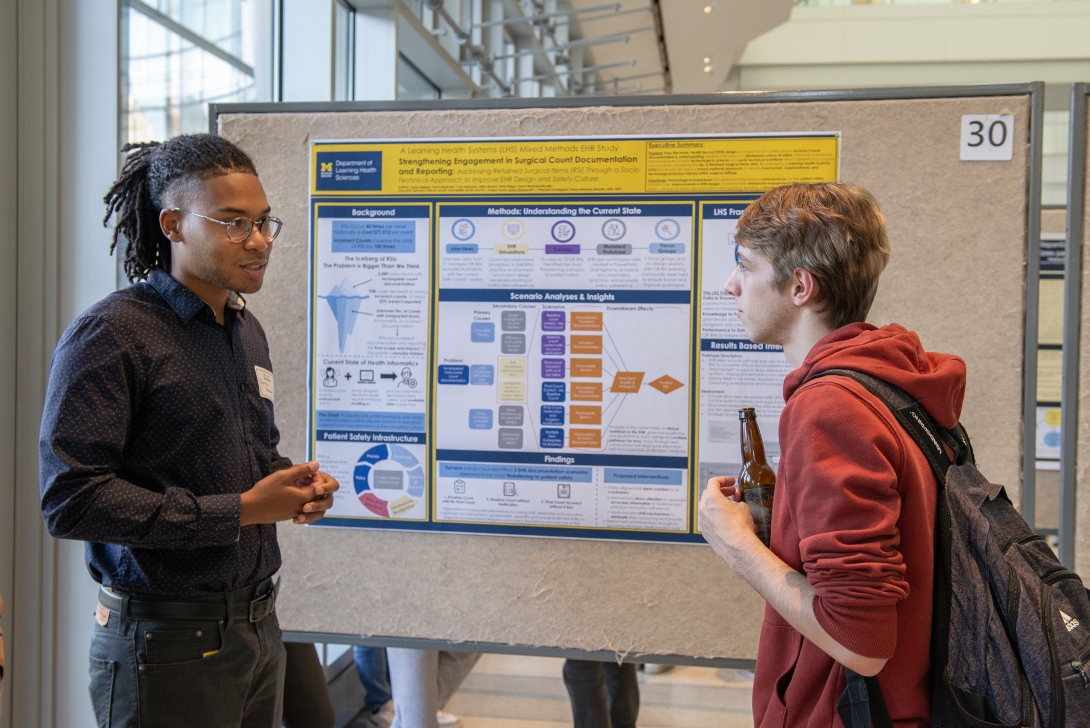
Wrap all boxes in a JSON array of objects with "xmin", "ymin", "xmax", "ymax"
[
  {"xmin": 436, "ymin": 710, "xmax": 461, "ymax": 727},
  {"xmin": 359, "ymin": 700, "xmax": 394, "ymax": 728},
  {"xmin": 642, "ymin": 663, "xmax": 674, "ymax": 674}
]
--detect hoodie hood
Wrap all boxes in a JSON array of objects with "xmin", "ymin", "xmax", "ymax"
[{"xmin": 784, "ymin": 322, "xmax": 966, "ymax": 429}]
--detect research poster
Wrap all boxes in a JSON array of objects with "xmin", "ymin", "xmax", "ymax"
[{"xmin": 309, "ymin": 134, "xmax": 839, "ymax": 542}]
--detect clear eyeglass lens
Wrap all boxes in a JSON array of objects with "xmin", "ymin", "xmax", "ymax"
[
  {"xmin": 226, "ymin": 218, "xmax": 252, "ymax": 242},
  {"xmin": 260, "ymin": 218, "xmax": 283, "ymax": 241}
]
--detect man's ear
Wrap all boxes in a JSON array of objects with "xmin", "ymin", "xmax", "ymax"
[
  {"xmin": 160, "ymin": 208, "xmax": 184, "ymax": 243},
  {"xmin": 791, "ymin": 268, "xmax": 820, "ymax": 307}
]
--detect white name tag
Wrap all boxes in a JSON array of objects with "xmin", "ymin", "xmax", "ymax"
[{"xmin": 254, "ymin": 366, "xmax": 274, "ymax": 402}]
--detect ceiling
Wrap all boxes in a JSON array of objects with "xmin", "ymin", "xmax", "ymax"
[{"xmin": 569, "ymin": 0, "xmax": 793, "ymax": 95}]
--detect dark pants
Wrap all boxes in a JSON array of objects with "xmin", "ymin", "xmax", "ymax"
[
  {"xmin": 282, "ymin": 642, "xmax": 336, "ymax": 728},
  {"xmin": 88, "ymin": 606, "xmax": 286, "ymax": 727},
  {"xmin": 562, "ymin": 659, "xmax": 640, "ymax": 728}
]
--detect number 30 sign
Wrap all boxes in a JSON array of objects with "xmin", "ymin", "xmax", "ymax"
[{"xmin": 960, "ymin": 114, "xmax": 1015, "ymax": 161}]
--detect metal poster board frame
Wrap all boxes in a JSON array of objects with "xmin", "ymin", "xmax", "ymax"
[
  {"xmin": 210, "ymin": 83, "xmax": 1044, "ymax": 665},
  {"xmin": 1061, "ymin": 83, "xmax": 1088, "ymax": 570}
]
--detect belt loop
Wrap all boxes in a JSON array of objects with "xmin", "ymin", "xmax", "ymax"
[{"xmin": 117, "ymin": 593, "xmax": 131, "ymax": 635}]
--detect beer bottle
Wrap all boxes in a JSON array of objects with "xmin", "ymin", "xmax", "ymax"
[{"xmin": 738, "ymin": 407, "xmax": 776, "ymax": 547}]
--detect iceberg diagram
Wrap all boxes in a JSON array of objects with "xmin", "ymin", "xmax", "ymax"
[{"xmin": 319, "ymin": 279, "xmax": 369, "ymax": 352}]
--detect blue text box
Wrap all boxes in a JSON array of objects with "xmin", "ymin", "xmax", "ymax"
[
  {"xmin": 469, "ymin": 365, "xmax": 494, "ymax": 385},
  {"xmin": 649, "ymin": 243, "xmax": 685, "ymax": 254},
  {"xmin": 468, "ymin": 409, "xmax": 493, "ymax": 430},
  {"xmin": 315, "ymin": 151, "xmax": 382, "ymax": 191},
  {"xmin": 331, "ymin": 219, "xmax": 415, "ymax": 253},
  {"xmin": 439, "ymin": 462, "xmax": 592, "ymax": 483},
  {"xmin": 470, "ymin": 322, "xmax": 495, "ymax": 342},
  {"xmin": 542, "ymin": 382, "xmax": 566, "ymax": 402},
  {"xmin": 446, "ymin": 243, "xmax": 479, "ymax": 254},
  {"xmin": 315, "ymin": 410, "xmax": 425, "ymax": 432},
  {"xmin": 540, "ymin": 428, "xmax": 565, "ymax": 448},
  {"xmin": 603, "ymin": 468, "xmax": 684, "ymax": 485},
  {"xmin": 438, "ymin": 365, "xmax": 469, "ymax": 384},
  {"xmin": 541, "ymin": 405, "xmax": 565, "ymax": 426}
]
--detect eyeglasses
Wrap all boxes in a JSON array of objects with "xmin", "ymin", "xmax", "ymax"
[{"xmin": 169, "ymin": 208, "xmax": 283, "ymax": 244}]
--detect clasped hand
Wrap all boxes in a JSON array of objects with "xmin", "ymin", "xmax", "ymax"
[
  {"xmin": 698, "ymin": 476, "xmax": 763, "ymax": 566},
  {"xmin": 240, "ymin": 461, "xmax": 340, "ymax": 526}
]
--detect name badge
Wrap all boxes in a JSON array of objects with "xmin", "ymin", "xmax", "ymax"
[{"xmin": 254, "ymin": 366, "xmax": 274, "ymax": 402}]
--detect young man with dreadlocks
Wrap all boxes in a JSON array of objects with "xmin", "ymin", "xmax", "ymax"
[
  {"xmin": 699, "ymin": 183, "xmax": 965, "ymax": 726},
  {"xmin": 39, "ymin": 134, "xmax": 339, "ymax": 727}
]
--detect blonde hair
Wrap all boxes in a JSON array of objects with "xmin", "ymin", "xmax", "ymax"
[{"xmin": 736, "ymin": 182, "xmax": 891, "ymax": 329}]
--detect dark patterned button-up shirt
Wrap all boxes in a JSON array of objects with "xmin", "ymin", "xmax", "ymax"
[{"xmin": 40, "ymin": 269, "xmax": 291, "ymax": 597}]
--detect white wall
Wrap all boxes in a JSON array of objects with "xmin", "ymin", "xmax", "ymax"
[
  {"xmin": 731, "ymin": 1, "xmax": 1090, "ymax": 90},
  {"xmin": 4, "ymin": 1, "xmax": 117, "ymax": 726}
]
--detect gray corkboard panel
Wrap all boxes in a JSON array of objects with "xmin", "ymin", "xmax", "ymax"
[
  {"xmin": 219, "ymin": 95, "xmax": 1031, "ymax": 659},
  {"xmin": 1078, "ymin": 94, "xmax": 1090, "ymax": 578}
]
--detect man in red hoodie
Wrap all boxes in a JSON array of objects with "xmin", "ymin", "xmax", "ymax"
[{"xmin": 699, "ymin": 182, "xmax": 967, "ymax": 727}]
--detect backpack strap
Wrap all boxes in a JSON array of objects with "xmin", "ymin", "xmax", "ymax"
[
  {"xmin": 838, "ymin": 669, "xmax": 894, "ymax": 728},
  {"xmin": 807, "ymin": 368, "xmax": 962, "ymax": 483},
  {"xmin": 808, "ymin": 367, "xmax": 970, "ymax": 728}
]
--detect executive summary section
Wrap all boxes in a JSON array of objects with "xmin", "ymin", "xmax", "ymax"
[{"xmin": 432, "ymin": 203, "xmax": 695, "ymax": 534}]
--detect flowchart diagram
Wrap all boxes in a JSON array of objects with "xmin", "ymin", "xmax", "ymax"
[{"xmin": 432, "ymin": 203, "xmax": 694, "ymax": 533}]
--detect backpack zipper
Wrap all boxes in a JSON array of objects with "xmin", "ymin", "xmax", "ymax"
[
  {"xmin": 1001, "ymin": 532, "xmax": 1044, "ymax": 554},
  {"xmin": 1072, "ymin": 641, "xmax": 1090, "ymax": 688}
]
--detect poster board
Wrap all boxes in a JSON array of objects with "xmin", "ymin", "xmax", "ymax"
[
  {"xmin": 1068, "ymin": 83, "xmax": 1089, "ymax": 576},
  {"xmin": 214, "ymin": 85, "xmax": 1041, "ymax": 662}
]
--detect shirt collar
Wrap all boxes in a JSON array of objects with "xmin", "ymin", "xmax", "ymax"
[{"xmin": 148, "ymin": 269, "xmax": 247, "ymax": 323}]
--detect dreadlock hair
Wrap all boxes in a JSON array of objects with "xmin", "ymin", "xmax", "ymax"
[{"xmin": 103, "ymin": 134, "xmax": 258, "ymax": 282}]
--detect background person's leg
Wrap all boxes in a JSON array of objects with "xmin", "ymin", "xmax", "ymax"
[
  {"xmin": 434, "ymin": 651, "xmax": 480, "ymax": 709},
  {"xmin": 282, "ymin": 641, "xmax": 335, "ymax": 728},
  {"xmin": 562, "ymin": 659, "xmax": 610, "ymax": 728},
  {"xmin": 354, "ymin": 646, "xmax": 393, "ymax": 711},
  {"xmin": 387, "ymin": 648, "xmax": 439, "ymax": 728},
  {"xmin": 602, "ymin": 662, "xmax": 639, "ymax": 728}
]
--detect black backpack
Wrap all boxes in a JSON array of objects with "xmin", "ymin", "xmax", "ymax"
[{"xmin": 809, "ymin": 369, "xmax": 1090, "ymax": 727}]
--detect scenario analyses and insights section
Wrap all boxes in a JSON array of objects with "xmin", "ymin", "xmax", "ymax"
[
  {"xmin": 311, "ymin": 203, "xmax": 431, "ymax": 523},
  {"xmin": 433, "ymin": 203, "xmax": 695, "ymax": 534},
  {"xmin": 695, "ymin": 203, "xmax": 794, "ymax": 516}
]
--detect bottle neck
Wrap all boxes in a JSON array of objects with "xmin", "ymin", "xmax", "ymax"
[{"xmin": 740, "ymin": 416, "xmax": 770, "ymax": 466}]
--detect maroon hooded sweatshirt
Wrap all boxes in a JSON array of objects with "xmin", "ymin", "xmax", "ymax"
[{"xmin": 752, "ymin": 322, "xmax": 966, "ymax": 728}]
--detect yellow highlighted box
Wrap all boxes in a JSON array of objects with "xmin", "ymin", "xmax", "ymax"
[
  {"xmin": 390, "ymin": 496, "xmax": 417, "ymax": 516},
  {"xmin": 570, "ymin": 382, "xmax": 603, "ymax": 401},
  {"xmin": 499, "ymin": 380, "xmax": 527, "ymax": 402},
  {"xmin": 495, "ymin": 243, "xmax": 529, "ymax": 255},
  {"xmin": 313, "ymin": 137, "xmax": 839, "ymax": 195},
  {"xmin": 570, "ymin": 336, "xmax": 603, "ymax": 355},
  {"xmin": 569, "ymin": 429, "xmax": 602, "ymax": 449},
  {"xmin": 570, "ymin": 359, "xmax": 602, "ymax": 378},
  {"xmin": 499, "ymin": 358, "xmax": 527, "ymax": 379},
  {"xmin": 570, "ymin": 405, "xmax": 602, "ymax": 425},
  {"xmin": 570, "ymin": 311, "xmax": 603, "ymax": 331}
]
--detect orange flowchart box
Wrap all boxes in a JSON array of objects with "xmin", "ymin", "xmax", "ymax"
[
  {"xmin": 570, "ymin": 382, "xmax": 603, "ymax": 401},
  {"xmin": 570, "ymin": 358, "xmax": 602, "ymax": 377},
  {"xmin": 570, "ymin": 336, "xmax": 603, "ymax": 355},
  {"xmin": 569, "ymin": 429, "xmax": 602, "ymax": 448},
  {"xmin": 569, "ymin": 405, "xmax": 602, "ymax": 425},
  {"xmin": 570, "ymin": 311, "xmax": 603, "ymax": 331},
  {"xmin": 611, "ymin": 372, "xmax": 645, "ymax": 393}
]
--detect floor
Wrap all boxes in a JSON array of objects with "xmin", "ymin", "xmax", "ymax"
[{"xmin": 444, "ymin": 654, "xmax": 755, "ymax": 728}]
